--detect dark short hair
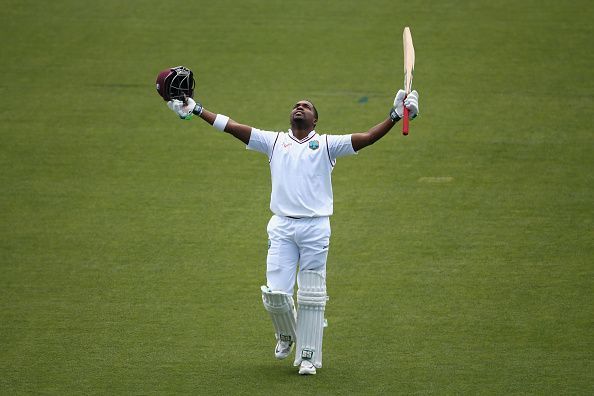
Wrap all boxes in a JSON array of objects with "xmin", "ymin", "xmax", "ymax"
[{"xmin": 304, "ymin": 99, "xmax": 319, "ymax": 120}]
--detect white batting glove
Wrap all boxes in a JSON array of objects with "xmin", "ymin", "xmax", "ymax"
[
  {"xmin": 393, "ymin": 89, "xmax": 406, "ymax": 118},
  {"xmin": 405, "ymin": 90, "xmax": 419, "ymax": 119},
  {"xmin": 392, "ymin": 89, "xmax": 420, "ymax": 120},
  {"xmin": 167, "ymin": 97, "xmax": 197, "ymax": 120}
]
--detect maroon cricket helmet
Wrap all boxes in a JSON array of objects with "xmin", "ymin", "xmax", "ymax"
[{"xmin": 155, "ymin": 66, "xmax": 195, "ymax": 101}]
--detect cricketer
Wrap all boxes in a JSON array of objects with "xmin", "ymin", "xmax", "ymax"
[{"xmin": 156, "ymin": 66, "xmax": 419, "ymax": 375}]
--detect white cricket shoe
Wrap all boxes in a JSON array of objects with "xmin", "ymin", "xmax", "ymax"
[
  {"xmin": 298, "ymin": 360, "xmax": 316, "ymax": 375},
  {"xmin": 275, "ymin": 339, "xmax": 294, "ymax": 360}
]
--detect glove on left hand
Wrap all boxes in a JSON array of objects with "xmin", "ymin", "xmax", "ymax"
[
  {"xmin": 393, "ymin": 89, "xmax": 406, "ymax": 118},
  {"xmin": 404, "ymin": 90, "xmax": 419, "ymax": 119},
  {"xmin": 393, "ymin": 89, "xmax": 420, "ymax": 119}
]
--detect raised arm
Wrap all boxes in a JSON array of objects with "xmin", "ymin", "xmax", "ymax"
[
  {"xmin": 167, "ymin": 98, "xmax": 253, "ymax": 145},
  {"xmin": 350, "ymin": 90, "xmax": 419, "ymax": 152},
  {"xmin": 351, "ymin": 118, "xmax": 398, "ymax": 152},
  {"xmin": 198, "ymin": 108, "xmax": 252, "ymax": 145}
]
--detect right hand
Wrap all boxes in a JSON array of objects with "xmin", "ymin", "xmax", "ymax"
[{"xmin": 167, "ymin": 97, "xmax": 197, "ymax": 119}]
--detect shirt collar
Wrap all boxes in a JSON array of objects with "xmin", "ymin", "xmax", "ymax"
[{"xmin": 288, "ymin": 129, "xmax": 316, "ymax": 142}]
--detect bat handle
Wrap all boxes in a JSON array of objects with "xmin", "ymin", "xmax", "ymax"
[{"xmin": 402, "ymin": 106, "xmax": 409, "ymax": 135}]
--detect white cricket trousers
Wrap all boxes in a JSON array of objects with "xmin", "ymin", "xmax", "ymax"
[{"xmin": 266, "ymin": 215, "xmax": 331, "ymax": 294}]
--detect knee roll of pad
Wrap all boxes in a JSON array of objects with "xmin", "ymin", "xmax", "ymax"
[
  {"xmin": 294, "ymin": 270, "xmax": 328, "ymax": 368},
  {"xmin": 261, "ymin": 286, "xmax": 297, "ymax": 343}
]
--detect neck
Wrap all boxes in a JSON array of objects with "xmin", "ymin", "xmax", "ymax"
[{"xmin": 290, "ymin": 122, "xmax": 314, "ymax": 140}]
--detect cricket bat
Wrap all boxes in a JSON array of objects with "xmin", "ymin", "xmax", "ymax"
[{"xmin": 402, "ymin": 27, "xmax": 415, "ymax": 135}]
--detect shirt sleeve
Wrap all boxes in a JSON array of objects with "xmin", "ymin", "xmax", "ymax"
[
  {"xmin": 326, "ymin": 134, "xmax": 356, "ymax": 162},
  {"xmin": 247, "ymin": 128, "xmax": 280, "ymax": 160}
]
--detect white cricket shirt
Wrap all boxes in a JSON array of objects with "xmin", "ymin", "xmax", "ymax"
[{"xmin": 247, "ymin": 128, "xmax": 356, "ymax": 217}]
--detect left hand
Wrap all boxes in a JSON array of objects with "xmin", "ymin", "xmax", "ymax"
[
  {"xmin": 167, "ymin": 97, "xmax": 197, "ymax": 119},
  {"xmin": 405, "ymin": 90, "xmax": 419, "ymax": 119},
  {"xmin": 393, "ymin": 89, "xmax": 406, "ymax": 118},
  {"xmin": 393, "ymin": 89, "xmax": 419, "ymax": 119}
]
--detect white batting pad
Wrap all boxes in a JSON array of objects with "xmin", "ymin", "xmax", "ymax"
[
  {"xmin": 261, "ymin": 286, "xmax": 297, "ymax": 344},
  {"xmin": 294, "ymin": 270, "xmax": 328, "ymax": 368}
]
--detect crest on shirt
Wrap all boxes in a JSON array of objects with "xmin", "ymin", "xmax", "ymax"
[{"xmin": 309, "ymin": 140, "xmax": 319, "ymax": 150}]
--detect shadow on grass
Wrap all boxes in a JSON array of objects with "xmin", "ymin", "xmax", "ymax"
[{"xmin": 251, "ymin": 360, "xmax": 342, "ymax": 380}]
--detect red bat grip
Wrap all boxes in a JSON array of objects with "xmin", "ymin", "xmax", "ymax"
[{"xmin": 402, "ymin": 106, "xmax": 409, "ymax": 135}]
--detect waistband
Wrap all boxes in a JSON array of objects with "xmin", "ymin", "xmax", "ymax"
[{"xmin": 282, "ymin": 215, "xmax": 329, "ymax": 220}]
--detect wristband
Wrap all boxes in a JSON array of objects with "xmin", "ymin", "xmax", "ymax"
[
  {"xmin": 213, "ymin": 114, "xmax": 229, "ymax": 131},
  {"xmin": 389, "ymin": 107, "xmax": 401, "ymax": 122},
  {"xmin": 192, "ymin": 102, "xmax": 203, "ymax": 116}
]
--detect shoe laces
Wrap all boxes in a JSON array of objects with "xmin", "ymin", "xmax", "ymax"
[{"xmin": 277, "ymin": 340, "xmax": 292, "ymax": 352}]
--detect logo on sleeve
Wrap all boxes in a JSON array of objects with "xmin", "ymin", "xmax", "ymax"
[{"xmin": 309, "ymin": 140, "xmax": 319, "ymax": 150}]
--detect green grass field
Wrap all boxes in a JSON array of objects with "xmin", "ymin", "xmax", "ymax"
[{"xmin": 1, "ymin": 0, "xmax": 593, "ymax": 394}]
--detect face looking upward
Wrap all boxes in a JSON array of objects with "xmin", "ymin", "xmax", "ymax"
[{"xmin": 290, "ymin": 100, "xmax": 318, "ymax": 130}]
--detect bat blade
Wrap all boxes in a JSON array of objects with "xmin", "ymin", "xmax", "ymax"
[{"xmin": 402, "ymin": 27, "xmax": 415, "ymax": 135}]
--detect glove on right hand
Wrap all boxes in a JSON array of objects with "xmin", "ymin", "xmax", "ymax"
[{"xmin": 167, "ymin": 98, "xmax": 197, "ymax": 120}]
